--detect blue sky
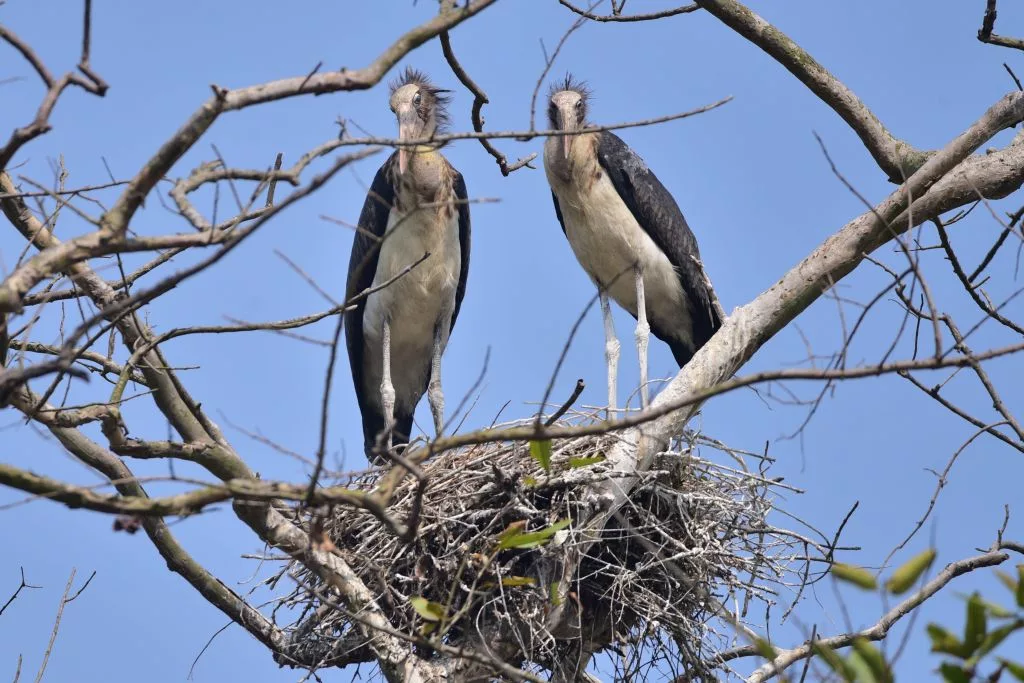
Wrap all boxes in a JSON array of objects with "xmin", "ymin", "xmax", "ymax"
[{"xmin": 3, "ymin": 0, "xmax": 1024, "ymax": 680}]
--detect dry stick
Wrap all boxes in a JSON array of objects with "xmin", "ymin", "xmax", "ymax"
[
  {"xmin": 968, "ymin": 203, "xmax": 1024, "ymax": 282},
  {"xmin": 899, "ymin": 371, "xmax": 1022, "ymax": 453},
  {"xmin": 0, "ymin": 567, "xmax": 41, "ymax": 617},
  {"xmin": 308, "ymin": 311, "xmax": 345, "ymax": 505},
  {"xmin": 557, "ymin": 0, "xmax": 699, "ymax": 21},
  {"xmin": 813, "ymin": 132, "xmax": 943, "ymax": 359},
  {"xmin": 934, "ymin": 217, "xmax": 1024, "ymax": 337},
  {"xmin": 22, "ymin": 247, "xmax": 182, "ymax": 306},
  {"xmin": 527, "ymin": 9, "xmax": 589, "ymax": 132},
  {"xmin": 33, "ymin": 568, "xmax": 95, "ymax": 683},
  {"xmin": 0, "ymin": 462, "xmax": 415, "ymax": 537},
  {"xmin": 978, "ymin": 0, "xmax": 1024, "ymax": 52},
  {"xmin": 0, "ymin": 178, "xmax": 128, "ymax": 200},
  {"xmin": 881, "ymin": 421, "xmax": 1008, "ymax": 570},
  {"xmin": 546, "ymin": 379, "xmax": 586, "ymax": 427},
  {"xmin": 0, "ymin": 2, "xmax": 107, "ymax": 170},
  {"xmin": 439, "ymin": 30, "xmax": 536, "ymax": 175},
  {"xmin": 941, "ymin": 314, "xmax": 1024, "ymax": 442}
]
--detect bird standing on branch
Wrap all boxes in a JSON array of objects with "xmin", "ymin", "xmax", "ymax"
[
  {"xmin": 345, "ymin": 68, "xmax": 471, "ymax": 462},
  {"xmin": 543, "ymin": 75, "xmax": 721, "ymax": 415}
]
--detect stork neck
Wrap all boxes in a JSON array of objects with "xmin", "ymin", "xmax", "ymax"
[{"xmin": 395, "ymin": 149, "xmax": 449, "ymax": 203}]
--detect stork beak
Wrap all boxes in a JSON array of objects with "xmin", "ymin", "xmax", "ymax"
[
  {"xmin": 397, "ymin": 111, "xmax": 418, "ymax": 175},
  {"xmin": 398, "ymin": 123, "xmax": 412, "ymax": 175},
  {"xmin": 557, "ymin": 104, "xmax": 578, "ymax": 160}
]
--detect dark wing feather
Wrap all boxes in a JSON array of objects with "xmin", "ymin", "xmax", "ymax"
[
  {"xmin": 450, "ymin": 168, "xmax": 472, "ymax": 333},
  {"xmin": 596, "ymin": 131, "xmax": 722, "ymax": 363},
  {"xmin": 551, "ymin": 192, "xmax": 567, "ymax": 235},
  {"xmin": 344, "ymin": 155, "xmax": 400, "ymax": 457}
]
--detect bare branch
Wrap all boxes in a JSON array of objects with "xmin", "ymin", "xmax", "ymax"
[
  {"xmin": 558, "ymin": 0, "xmax": 699, "ymax": 22},
  {"xmin": 978, "ymin": 0, "xmax": 1024, "ymax": 52}
]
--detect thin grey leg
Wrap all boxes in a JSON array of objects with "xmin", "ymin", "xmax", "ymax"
[
  {"xmin": 600, "ymin": 289, "xmax": 620, "ymax": 419},
  {"xmin": 634, "ymin": 265, "xmax": 650, "ymax": 409},
  {"xmin": 427, "ymin": 322, "xmax": 447, "ymax": 438},
  {"xmin": 380, "ymin": 318, "xmax": 395, "ymax": 452}
]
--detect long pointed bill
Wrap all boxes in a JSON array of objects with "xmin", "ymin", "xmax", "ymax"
[
  {"xmin": 557, "ymin": 105, "xmax": 578, "ymax": 159},
  {"xmin": 398, "ymin": 121, "xmax": 413, "ymax": 175}
]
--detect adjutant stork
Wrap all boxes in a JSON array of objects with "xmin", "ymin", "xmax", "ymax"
[
  {"xmin": 543, "ymin": 76, "xmax": 721, "ymax": 413},
  {"xmin": 345, "ymin": 68, "xmax": 470, "ymax": 461}
]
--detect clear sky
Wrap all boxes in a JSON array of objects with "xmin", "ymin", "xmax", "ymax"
[{"xmin": 3, "ymin": 1, "xmax": 1024, "ymax": 680}]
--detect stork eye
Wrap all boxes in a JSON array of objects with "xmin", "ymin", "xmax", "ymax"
[
  {"xmin": 413, "ymin": 92, "xmax": 422, "ymax": 106},
  {"xmin": 574, "ymin": 100, "xmax": 582, "ymax": 109}
]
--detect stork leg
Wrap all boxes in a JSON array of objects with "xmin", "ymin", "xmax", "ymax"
[
  {"xmin": 427, "ymin": 320, "xmax": 448, "ymax": 438},
  {"xmin": 634, "ymin": 265, "xmax": 651, "ymax": 409},
  {"xmin": 379, "ymin": 318, "xmax": 396, "ymax": 452},
  {"xmin": 600, "ymin": 289, "xmax": 620, "ymax": 419}
]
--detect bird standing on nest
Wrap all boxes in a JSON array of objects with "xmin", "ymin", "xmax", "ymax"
[
  {"xmin": 543, "ymin": 75, "xmax": 722, "ymax": 416},
  {"xmin": 345, "ymin": 68, "xmax": 471, "ymax": 462}
]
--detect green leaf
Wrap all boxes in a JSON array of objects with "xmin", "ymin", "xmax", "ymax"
[
  {"xmin": 831, "ymin": 563, "xmax": 878, "ymax": 590},
  {"xmin": 811, "ymin": 641, "xmax": 856, "ymax": 681},
  {"xmin": 523, "ymin": 476, "xmax": 539, "ymax": 487},
  {"xmin": 1017, "ymin": 565, "xmax": 1024, "ymax": 608},
  {"xmin": 549, "ymin": 581, "xmax": 562, "ymax": 607},
  {"xmin": 978, "ymin": 619, "xmax": 1024, "ymax": 658},
  {"xmin": 499, "ymin": 576, "xmax": 537, "ymax": 587},
  {"xmin": 996, "ymin": 571, "xmax": 1018, "ymax": 596},
  {"xmin": 927, "ymin": 624, "xmax": 967, "ymax": 657},
  {"xmin": 885, "ymin": 548, "xmax": 936, "ymax": 595},
  {"xmin": 496, "ymin": 518, "xmax": 572, "ymax": 550},
  {"xmin": 964, "ymin": 592, "xmax": 988, "ymax": 657},
  {"xmin": 409, "ymin": 596, "xmax": 446, "ymax": 622},
  {"xmin": 940, "ymin": 663, "xmax": 971, "ymax": 683},
  {"xmin": 1000, "ymin": 659, "xmax": 1024, "ymax": 681},
  {"xmin": 752, "ymin": 638, "xmax": 777, "ymax": 661},
  {"xmin": 978, "ymin": 597, "xmax": 1016, "ymax": 619},
  {"xmin": 568, "ymin": 455, "xmax": 605, "ymax": 469},
  {"xmin": 852, "ymin": 638, "xmax": 892, "ymax": 683},
  {"xmin": 529, "ymin": 440, "xmax": 552, "ymax": 472},
  {"xmin": 846, "ymin": 651, "xmax": 878, "ymax": 683}
]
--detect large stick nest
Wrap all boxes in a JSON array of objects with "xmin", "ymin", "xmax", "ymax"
[{"xmin": 275, "ymin": 416, "xmax": 819, "ymax": 680}]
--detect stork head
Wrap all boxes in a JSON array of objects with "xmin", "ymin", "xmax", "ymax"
[
  {"xmin": 389, "ymin": 67, "xmax": 451, "ymax": 175},
  {"xmin": 548, "ymin": 74, "xmax": 590, "ymax": 160}
]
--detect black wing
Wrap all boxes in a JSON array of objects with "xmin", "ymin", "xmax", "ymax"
[
  {"xmin": 344, "ymin": 155, "xmax": 400, "ymax": 456},
  {"xmin": 449, "ymin": 168, "xmax": 472, "ymax": 333},
  {"xmin": 550, "ymin": 192, "xmax": 567, "ymax": 235},
  {"xmin": 596, "ymin": 131, "xmax": 722, "ymax": 361}
]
